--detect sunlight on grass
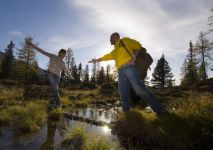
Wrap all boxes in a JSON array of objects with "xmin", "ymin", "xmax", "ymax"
[{"xmin": 60, "ymin": 125, "xmax": 119, "ymax": 150}]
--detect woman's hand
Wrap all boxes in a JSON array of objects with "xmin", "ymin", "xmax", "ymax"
[{"xmin": 88, "ymin": 59, "xmax": 99, "ymax": 63}]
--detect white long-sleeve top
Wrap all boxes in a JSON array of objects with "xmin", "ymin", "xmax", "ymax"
[{"xmin": 32, "ymin": 45, "xmax": 73, "ymax": 78}]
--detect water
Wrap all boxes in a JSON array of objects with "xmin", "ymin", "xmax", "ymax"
[
  {"xmin": 0, "ymin": 107, "xmax": 119, "ymax": 150},
  {"xmin": 69, "ymin": 107, "xmax": 119, "ymax": 123}
]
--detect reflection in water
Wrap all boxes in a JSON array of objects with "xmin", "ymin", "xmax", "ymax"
[
  {"xmin": 105, "ymin": 111, "xmax": 109, "ymax": 120},
  {"xmin": 89, "ymin": 108, "xmax": 94, "ymax": 118},
  {"xmin": 102, "ymin": 125, "xmax": 110, "ymax": 134},
  {"xmin": 82, "ymin": 108, "xmax": 86, "ymax": 116},
  {"xmin": 0, "ymin": 108, "xmax": 119, "ymax": 149},
  {"xmin": 39, "ymin": 118, "xmax": 56, "ymax": 150},
  {"xmin": 71, "ymin": 107, "xmax": 118, "ymax": 124},
  {"xmin": 99, "ymin": 110, "xmax": 103, "ymax": 116}
]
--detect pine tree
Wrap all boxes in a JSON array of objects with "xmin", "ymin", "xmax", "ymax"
[
  {"xmin": 72, "ymin": 64, "xmax": 78, "ymax": 82},
  {"xmin": 66, "ymin": 55, "xmax": 75, "ymax": 83},
  {"xmin": 83, "ymin": 65, "xmax": 89, "ymax": 82},
  {"xmin": 1, "ymin": 41, "xmax": 15, "ymax": 78},
  {"xmin": 181, "ymin": 41, "xmax": 199, "ymax": 86},
  {"xmin": 90, "ymin": 62, "xmax": 98, "ymax": 83},
  {"xmin": 17, "ymin": 36, "xmax": 36, "ymax": 82},
  {"xmin": 144, "ymin": 75, "xmax": 150, "ymax": 86},
  {"xmin": 65, "ymin": 48, "xmax": 74, "ymax": 71},
  {"xmin": 77, "ymin": 63, "xmax": 83, "ymax": 82},
  {"xmin": 111, "ymin": 66, "xmax": 118, "ymax": 82},
  {"xmin": 13, "ymin": 60, "xmax": 26, "ymax": 80},
  {"xmin": 29, "ymin": 61, "xmax": 39, "ymax": 83},
  {"xmin": 195, "ymin": 32, "xmax": 212, "ymax": 80},
  {"xmin": 97, "ymin": 66, "xmax": 105, "ymax": 85},
  {"xmin": 151, "ymin": 54, "xmax": 174, "ymax": 88},
  {"xmin": 207, "ymin": 7, "xmax": 213, "ymax": 70},
  {"xmin": 105, "ymin": 65, "xmax": 112, "ymax": 82},
  {"xmin": 17, "ymin": 36, "xmax": 36, "ymax": 64},
  {"xmin": 208, "ymin": 7, "xmax": 213, "ymax": 33}
]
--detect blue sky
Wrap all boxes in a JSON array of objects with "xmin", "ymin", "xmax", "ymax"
[{"xmin": 0, "ymin": 0, "xmax": 212, "ymax": 84}]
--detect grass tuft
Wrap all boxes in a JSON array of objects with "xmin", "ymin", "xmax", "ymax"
[
  {"xmin": 0, "ymin": 101, "xmax": 47, "ymax": 132},
  {"xmin": 61, "ymin": 126, "xmax": 118, "ymax": 150}
]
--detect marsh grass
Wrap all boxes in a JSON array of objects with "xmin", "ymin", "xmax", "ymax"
[
  {"xmin": 0, "ymin": 101, "xmax": 47, "ymax": 132},
  {"xmin": 60, "ymin": 125, "xmax": 118, "ymax": 150},
  {"xmin": 48, "ymin": 107, "xmax": 64, "ymax": 120},
  {"xmin": 85, "ymin": 134, "xmax": 117, "ymax": 150},
  {"xmin": 60, "ymin": 125, "xmax": 87, "ymax": 150},
  {"xmin": 2, "ymin": 84, "xmax": 212, "ymax": 149},
  {"xmin": 115, "ymin": 91, "xmax": 213, "ymax": 149},
  {"xmin": 0, "ymin": 85, "xmax": 23, "ymax": 102},
  {"xmin": 61, "ymin": 89, "xmax": 119, "ymax": 108}
]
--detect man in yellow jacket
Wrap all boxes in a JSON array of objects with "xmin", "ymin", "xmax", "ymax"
[{"xmin": 89, "ymin": 32, "xmax": 166, "ymax": 116}]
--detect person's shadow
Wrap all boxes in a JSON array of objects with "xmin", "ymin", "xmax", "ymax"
[{"xmin": 39, "ymin": 115, "xmax": 57, "ymax": 150}]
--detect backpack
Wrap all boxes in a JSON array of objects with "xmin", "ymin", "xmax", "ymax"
[{"xmin": 120, "ymin": 40, "xmax": 153, "ymax": 80}]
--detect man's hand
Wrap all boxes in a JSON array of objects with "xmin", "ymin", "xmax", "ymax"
[
  {"xmin": 129, "ymin": 56, "xmax": 136, "ymax": 65},
  {"xmin": 88, "ymin": 59, "xmax": 98, "ymax": 63}
]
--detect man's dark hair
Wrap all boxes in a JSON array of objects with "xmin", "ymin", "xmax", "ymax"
[
  {"xmin": 111, "ymin": 32, "xmax": 120, "ymax": 38},
  {"xmin": 58, "ymin": 49, "xmax": 66, "ymax": 56}
]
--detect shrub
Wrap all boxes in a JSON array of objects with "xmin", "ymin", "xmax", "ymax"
[
  {"xmin": 0, "ymin": 79, "xmax": 22, "ymax": 86},
  {"xmin": 99, "ymin": 82, "xmax": 116, "ymax": 96},
  {"xmin": 24, "ymin": 85, "xmax": 64, "ymax": 99},
  {"xmin": 80, "ymin": 82, "xmax": 97, "ymax": 90}
]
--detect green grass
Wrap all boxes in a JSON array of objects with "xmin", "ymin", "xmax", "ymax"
[
  {"xmin": 0, "ymin": 85, "xmax": 23, "ymax": 101},
  {"xmin": 85, "ymin": 135, "xmax": 116, "ymax": 150},
  {"xmin": 2, "ymin": 84, "xmax": 212, "ymax": 149},
  {"xmin": 61, "ymin": 126, "xmax": 118, "ymax": 150},
  {"xmin": 114, "ymin": 91, "xmax": 213, "ymax": 149},
  {"xmin": 61, "ymin": 88, "xmax": 119, "ymax": 108},
  {"xmin": 48, "ymin": 107, "xmax": 64, "ymax": 120},
  {"xmin": 0, "ymin": 101, "xmax": 47, "ymax": 132},
  {"xmin": 61, "ymin": 126, "xmax": 87, "ymax": 150}
]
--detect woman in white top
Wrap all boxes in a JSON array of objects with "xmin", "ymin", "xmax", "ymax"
[{"xmin": 27, "ymin": 41, "xmax": 74, "ymax": 110}]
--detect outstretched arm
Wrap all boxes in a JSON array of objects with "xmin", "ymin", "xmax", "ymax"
[
  {"xmin": 63, "ymin": 62, "xmax": 74, "ymax": 80},
  {"xmin": 88, "ymin": 50, "xmax": 114, "ymax": 63},
  {"xmin": 27, "ymin": 42, "xmax": 53, "ymax": 57}
]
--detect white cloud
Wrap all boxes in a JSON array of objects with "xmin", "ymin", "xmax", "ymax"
[
  {"xmin": 8, "ymin": 31, "xmax": 23, "ymax": 38},
  {"xmin": 47, "ymin": 36, "xmax": 79, "ymax": 49},
  {"xmin": 67, "ymin": 0, "xmax": 210, "ymax": 49}
]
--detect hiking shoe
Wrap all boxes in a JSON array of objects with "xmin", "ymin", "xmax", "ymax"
[{"xmin": 47, "ymin": 106, "xmax": 56, "ymax": 112}]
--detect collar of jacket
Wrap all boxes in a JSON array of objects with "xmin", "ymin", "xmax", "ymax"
[{"xmin": 114, "ymin": 39, "xmax": 121, "ymax": 49}]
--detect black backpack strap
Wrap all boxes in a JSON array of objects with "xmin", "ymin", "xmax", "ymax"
[{"xmin": 120, "ymin": 40, "xmax": 134, "ymax": 58}]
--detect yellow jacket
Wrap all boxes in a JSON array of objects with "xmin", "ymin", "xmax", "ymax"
[{"xmin": 98, "ymin": 37, "xmax": 142, "ymax": 70}]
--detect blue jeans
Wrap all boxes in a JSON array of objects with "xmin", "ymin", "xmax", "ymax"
[
  {"xmin": 118, "ymin": 65, "xmax": 165, "ymax": 114},
  {"xmin": 47, "ymin": 73, "xmax": 61, "ymax": 108}
]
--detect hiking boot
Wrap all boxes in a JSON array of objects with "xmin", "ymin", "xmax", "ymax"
[{"xmin": 47, "ymin": 106, "xmax": 56, "ymax": 112}]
